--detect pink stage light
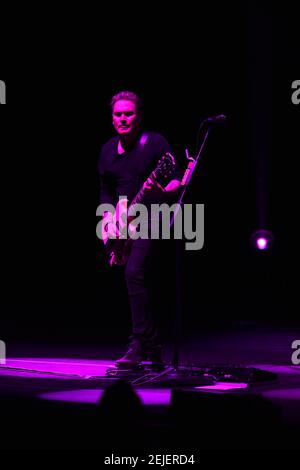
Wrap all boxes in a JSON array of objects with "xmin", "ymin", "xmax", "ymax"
[
  {"xmin": 251, "ymin": 229, "xmax": 273, "ymax": 251},
  {"xmin": 256, "ymin": 237, "xmax": 268, "ymax": 250}
]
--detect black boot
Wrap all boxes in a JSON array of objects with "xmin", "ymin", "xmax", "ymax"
[
  {"xmin": 115, "ymin": 340, "xmax": 146, "ymax": 368},
  {"xmin": 145, "ymin": 345, "xmax": 163, "ymax": 366}
]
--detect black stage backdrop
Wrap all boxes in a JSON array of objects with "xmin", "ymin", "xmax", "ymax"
[{"xmin": 0, "ymin": 2, "xmax": 299, "ymax": 343}]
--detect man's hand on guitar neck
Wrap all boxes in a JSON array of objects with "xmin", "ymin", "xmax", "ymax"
[
  {"xmin": 143, "ymin": 177, "xmax": 166, "ymax": 195},
  {"xmin": 143, "ymin": 177, "xmax": 181, "ymax": 197}
]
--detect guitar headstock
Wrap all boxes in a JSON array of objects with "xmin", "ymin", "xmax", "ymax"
[{"xmin": 153, "ymin": 152, "xmax": 176, "ymax": 182}]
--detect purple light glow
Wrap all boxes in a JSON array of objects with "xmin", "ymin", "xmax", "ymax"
[
  {"xmin": 195, "ymin": 382, "xmax": 248, "ymax": 391},
  {"xmin": 39, "ymin": 388, "xmax": 172, "ymax": 406},
  {"xmin": 251, "ymin": 229, "xmax": 274, "ymax": 251},
  {"xmin": 257, "ymin": 237, "xmax": 268, "ymax": 250},
  {"xmin": 0, "ymin": 358, "xmax": 114, "ymax": 378}
]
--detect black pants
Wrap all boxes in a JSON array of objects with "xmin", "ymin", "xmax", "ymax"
[{"xmin": 125, "ymin": 237, "xmax": 160, "ymax": 350}]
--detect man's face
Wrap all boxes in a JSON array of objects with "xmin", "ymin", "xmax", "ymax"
[{"xmin": 112, "ymin": 99, "xmax": 140, "ymax": 136}]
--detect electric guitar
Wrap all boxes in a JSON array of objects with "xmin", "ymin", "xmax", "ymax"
[{"xmin": 102, "ymin": 152, "xmax": 176, "ymax": 266}]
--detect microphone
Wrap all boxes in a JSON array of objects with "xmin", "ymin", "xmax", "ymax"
[{"xmin": 204, "ymin": 114, "xmax": 227, "ymax": 123}]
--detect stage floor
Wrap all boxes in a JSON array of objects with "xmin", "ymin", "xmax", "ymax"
[{"xmin": 1, "ymin": 326, "xmax": 300, "ymax": 449}]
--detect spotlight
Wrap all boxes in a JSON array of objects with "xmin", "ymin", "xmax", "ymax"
[
  {"xmin": 257, "ymin": 237, "xmax": 267, "ymax": 250},
  {"xmin": 251, "ymin": 229, "xmax": 274, "ymax": 251}
]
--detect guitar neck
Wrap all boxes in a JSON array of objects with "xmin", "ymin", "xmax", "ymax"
[{"xmin": 129, "ymin": 169, "xmax": 157, "ymax": 211}]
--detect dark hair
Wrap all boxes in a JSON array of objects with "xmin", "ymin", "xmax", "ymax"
[{"xmin": 110, "ymin": 91, "xmax": 143, "ymax": 116}]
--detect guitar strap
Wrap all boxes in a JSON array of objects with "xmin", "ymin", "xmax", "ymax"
[
  {"xmin": 138, "ymin": 131, "xmax": 149, "ymax": 151},
  {"xmin": 135, "ymin": 131, "xmax": 150, "ymax": 192},
  {"xmin": 137, "ymin": 131, "xmax": 150, "ymax": 174}
]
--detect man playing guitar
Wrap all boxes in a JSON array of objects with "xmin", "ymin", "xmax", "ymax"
[{"xmin": 98, "ymin": 91, "xmax": 182, "ymax": 368}]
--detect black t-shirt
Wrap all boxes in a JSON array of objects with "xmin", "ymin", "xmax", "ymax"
[{"xmin": 98, "ymin": 131, "xmax": 182, "ymax": 206}]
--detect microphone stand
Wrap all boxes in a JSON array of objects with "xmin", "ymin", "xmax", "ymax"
[
  {"xmin": 132, "ymin": 120, "xmax": 217, "ymax": 386},
  {"xmin": 170, "ymin": 124, "xmax": 213, "ymax": 373}
]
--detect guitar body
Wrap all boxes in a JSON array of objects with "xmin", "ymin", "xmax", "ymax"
[
  {"xmin": 102, "ymin": 153, "xmax": 176, "ymax": 267},
  {"xmin": 105, "ymin": 237, "xmax": 134, "ymax": 267}
]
